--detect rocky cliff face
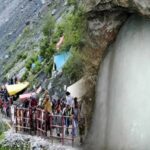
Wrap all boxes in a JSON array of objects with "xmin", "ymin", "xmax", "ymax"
[
  {"xmin": 0, "ymin": 0, "xmax": 43, "ymax": 57},
  {"xmin": 83, "ymin": 0, "xmax": 150, "ymax": 54},
  {"xmin": 0, "ymin": 0, "xmax": 68, "ymax": 82},
  {"xmin": 83, "ymin": 0, "xmax": 150, "ymax": 55},
  {"xmin": 0, "ymin": 0, "xmax": 44, "ymax": 77},
  {"xmin": 84, "ymin": 0, "xmax": 150, "ymax": 16}
]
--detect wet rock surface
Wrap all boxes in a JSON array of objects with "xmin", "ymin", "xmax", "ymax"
[{"xmin": 83, "ymin": 0, "xmax": 150, "ymax": 16}]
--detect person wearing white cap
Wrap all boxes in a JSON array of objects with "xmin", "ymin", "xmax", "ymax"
[{"xmin": 65, "ymin": 91, "xmax": 74, "ymax": 108}]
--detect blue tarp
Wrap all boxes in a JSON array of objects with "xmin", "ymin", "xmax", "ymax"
[{"xmin": 54, "ymin": 52, "xmax": 70, "ymax": 71}]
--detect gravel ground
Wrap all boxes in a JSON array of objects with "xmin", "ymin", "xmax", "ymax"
[{"xmin": 0, "ymin": 129, "xmax": 80, "ymax": 150}]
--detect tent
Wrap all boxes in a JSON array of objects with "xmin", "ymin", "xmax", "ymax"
[
  {"xmin": 67, "ymin": 78, "xmax": 87, "ymax": 101},
  {"xmin": 54, "ymin": 52, "xmax": 70, "ymax": 71},
  {"xmin": 6, "ymin": 82, "xmax": 29, "ymax": 96},
  {"xmin": 19, "ymin": 86, "xmax": 42, "ymax": 100},
  {"xmin": 19, "ymin": 92, "xmax": 36, "ymax": 100}
]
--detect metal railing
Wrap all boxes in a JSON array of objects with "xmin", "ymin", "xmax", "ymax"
[
  {"xmin": 13, "ymin": 107, "xmax": 84, "ymax": 146},
  {"xmin": 15, "ymin": 107, "xmax": 32, "ymax": 134}
]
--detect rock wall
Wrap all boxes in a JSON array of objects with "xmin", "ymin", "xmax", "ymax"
[
  {"xmin": 84, "ymin": 0, "xmax": 150, "ymax": 16},
  {"xmin": 81, "ymin": 0, "xmax": 150, "ymax": 145}
]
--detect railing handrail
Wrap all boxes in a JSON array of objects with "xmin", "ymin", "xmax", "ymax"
[{"xmin": 13, "ymin": 106, "xmax": 86, "ymax": 146}]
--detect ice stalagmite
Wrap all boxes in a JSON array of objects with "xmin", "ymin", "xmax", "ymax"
[{"xmin": 86, "ymin": 15, "xmax": 150, "ymax": 150}]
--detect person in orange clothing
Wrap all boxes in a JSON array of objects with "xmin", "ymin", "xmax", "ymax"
[
  {"xmin": 43, "ymin": 95, "xmax": 52, "ymax": 114},
  {"xmin": 43, "ymin": 95, "xmax": 52, "ymax": 131}
]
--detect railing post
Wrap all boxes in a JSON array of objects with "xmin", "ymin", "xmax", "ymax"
[
  {"xmin": 40, "ymin": 109, "xmax": 42, "ymax": 136},
  {"xmin": 34, "ymin": 108, "xmax": 36, "ymax": 135},
  {"xmin": 72, "ymin": 115, "xmax": 74, "ymax": 147},
  {"xmin": 49, "ymin": 114, "xmax": 53, "ymax": 144},
  {"xmin": 45, "ymin": 111, "xmax": 47, "ymax": 137},
  {"xmin": 37, "ymin": 110, "xmax": 40, "ymax": 136},
  {"xmin": 36, "ymin": 108, "xmax": 39, "ymax": 136},
  {"xmin": 62, "ymin": 115, "xmax": 64, "ymax": 145},
  {"xmin": 29, "ymin": 107, "xmax": 32, "ymax": 134},
  {"xmin": 21, "ymin": 109, "xmax": 23, "ymax": 132},
  {"xmin": 22, "ymin": 109, "xmax": 24, "ymax": 132},
  {"xmin": 10, "ymin": 105, "xmax": 12, "ymax": 124},
  {"xmin": 51, "ymin": 114, "xmax": 53, "ymax": 144},
  {"xmin": 15, "ymin": 106, "xmax": 17, "ymax": 133}
]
